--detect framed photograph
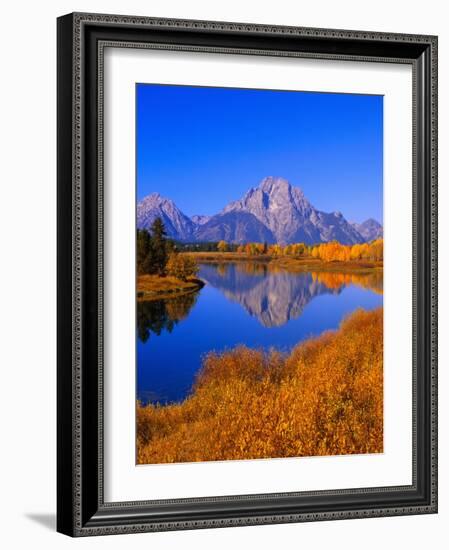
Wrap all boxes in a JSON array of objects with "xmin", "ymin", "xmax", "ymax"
[{"xmin": 57, "ymin": 12, "xmax": 438, "ymax": 536}]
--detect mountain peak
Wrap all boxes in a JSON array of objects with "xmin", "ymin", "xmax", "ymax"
[
  {"xmin": 259, "ymin": 176, "xmax": 291, "ymax": 193},
  {"xmin": 138, "ymin": 192, "xmax": 164, "ymax": 205},
  {"xmin": 222, "ymin": 176, "xmax": 364, "ymax": 244},
  {"xmin": 137, "ymin": 178, "xmax": 381, "ymax": 245},
  {"xmin": 258, "ymin": 176, "xmax": 307, "ymax": 203},
  {"xmin": 137, "ymin": 192, "xmax": 196, "ymax": 241}
]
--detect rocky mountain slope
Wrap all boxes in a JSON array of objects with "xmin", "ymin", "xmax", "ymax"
[
  {"xmin": 137, "ymin": 177, "xmax": 382, "ymax": 245},
  {"xmin": 222, "ymin": 177, "xmax": 364, "ymax": 245},
  {"xmin": 199, "ymin": 264, "xmax": 342, "ymax": 327},
  {"xmin": 191, "ymin": 214, "xmax": 211, "ymax": 225},
  {"xmin": 137, "ymin": 193, "xmax": 196, "ymax": 241},
  {"xmin": 351, "ymin": 218, "xmax": 383, "ymax": 242},
  {"xmin": 195, "ymin": 211, "xmax": 276, "ymax": 243}
]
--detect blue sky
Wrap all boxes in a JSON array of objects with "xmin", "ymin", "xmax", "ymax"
[{"xmin": 136, "ymin": 84, "xmax": 383, "ymax": 223}]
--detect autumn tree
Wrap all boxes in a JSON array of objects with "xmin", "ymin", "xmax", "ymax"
[
  {"xmin": 311, "ymin": 239, "xmax": 383, "ymax": 263},
  {"xmin": 268, "ymin": 244, "xmax": 282, "ymax": 256},
  {"xmin": 371, "ymin": 239, "xmax": 384, "ymax": 261},
  {"xmin": 166, "ymin": 253, "xmax": 199, "ymax": 281},
  {"xmin": 217, "ymin": 240, "xmax": 229, "ymax": 252},
  {"xmin": 291, "ymin": 243, "xmax": 305, "ymax": 256}
]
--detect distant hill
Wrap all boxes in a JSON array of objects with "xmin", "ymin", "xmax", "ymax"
[{"xmin": 351, "ymin": 218, "xmax": 383, "ymax": 242}]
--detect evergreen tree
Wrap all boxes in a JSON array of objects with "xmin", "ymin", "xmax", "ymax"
[
  {"xmin": 150, "ymin": 217, "xmax": 168, "ymax": 274},
  {"xmin": 136, "ymin": 229, "xmax": 153, "ymax": 275}
]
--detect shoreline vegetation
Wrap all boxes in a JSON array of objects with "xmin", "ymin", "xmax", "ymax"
[
  {"xmin": 137, "ymin": 218, "xmax": 203, "ymax": 301},
  {"xmin": 137, "ymin": 219, "xmax": 383, "ymax": 300},
  {"xmin": 137, "ymin": 274, "xmax": 204, "ymax": 302},
  {"xmin": 136, "ymin": 218, "xmax": 384, "ymax": 463},
  {"xmin": 188, "ymin": 252, "xmax": 382, "ymax": 272},
  {"xmin": 137, "ymin": 306, "xmax": 383, "ymax": 464},
  {"xmin": 184, "ymin": 238, "xmax": 383, "ymax": 272}
]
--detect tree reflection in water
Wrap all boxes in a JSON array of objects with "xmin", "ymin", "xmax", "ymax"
[
  {"xmin": 199, "ymin": 263, "xmax": 383, "ymax": 328},
  {"xmin": 310, "ymin": 270, "xmax": 383, "ymax": 294},
  {"xmin": 137, "ymin": 291, "xmax": 199, "ymax": 343},
  {"xmin": 137, "ymin": 264, "xmax": 383, "ymax": 341}
]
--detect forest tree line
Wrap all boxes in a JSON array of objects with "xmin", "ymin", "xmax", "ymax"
[
  {"xmin": 138, "ymin": 218, "xmax": 383, "ymax": 272},
  {"xmin": 231, "ymin": 239, "xmax": 383, "ymax": 262},
  {"xmin": 137, "ymin": 218, "xmax": 198, "ymax": 280}
]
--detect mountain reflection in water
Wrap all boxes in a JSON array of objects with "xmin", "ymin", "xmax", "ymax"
[
  {"xmin": 198, "ymin": 263, "xmax": 382, "ymax": 328},
  {"xmin": 136, "ymin": 262, "xmax": 383, "ymax": 404}
]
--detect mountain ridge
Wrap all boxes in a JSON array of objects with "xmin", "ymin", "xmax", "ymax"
[
  {"xmin": 351, "ymin": 218, "xmax": 383, "ymax": 242},
  {"xmin": 137, "ymin": 177, "xmax": 382, "ymax": 245}
]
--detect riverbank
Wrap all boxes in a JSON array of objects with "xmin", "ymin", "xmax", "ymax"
[
  {"xmin": 137, "ymin": 274, "xmax": 204, "ymax": 302},
  {"xmin": 272, "ymin": 256, "xmax": 383, "ymax": 273},
  {"xmin": 187, "ymin": 251, "xmax": 272, "ymax": 263},
  {"xmin": 186, "ymin": 251, "xmax": 382, "ymax": 272},
  {"xmin": 137, "ymin": 307, "xmax": 383, "ymax": 464}
]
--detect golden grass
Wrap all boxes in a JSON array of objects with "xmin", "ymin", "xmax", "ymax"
[
  {"xmin": 137, "ymin": 274, "xmax": 203, "ymax": 302},
  {"xmin": 137, "ymin": 307, "xmax": 383, "ymax": 464}
]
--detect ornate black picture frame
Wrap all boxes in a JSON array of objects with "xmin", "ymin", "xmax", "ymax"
[{"xmin": 57, "ymin": 12, "xmax": 438, "ymax": 537}]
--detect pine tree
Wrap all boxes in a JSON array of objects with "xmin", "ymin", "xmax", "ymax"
[
  {"xmin": 136, "ymin": 229, "xmax": 153, "ymax": 275},
  {"xmin": 150, "ymin": 217, "xmax": 168, "ymax": 274}
]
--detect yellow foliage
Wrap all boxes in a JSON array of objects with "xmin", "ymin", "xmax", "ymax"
[
  {"xmin": 217, "ymin": 240, "xmax": 229, "ymax": 252},
  {"xmin": 201, "ymin": 240, "xmax": 383, "ymax": 264},
  {"xmin": 165, "ymin": 253, "xmax": 198, "ymax": 281},
  {"xmin": 137, "ymin": 307, "xmax": 383, "ymax": 464},
  {"xmin": 313, "ymin": 239, "xmax": 383, "ymax": 262},
  {"xmin": 268, "ymin": 244, "xmax": 283, "ymax": 256}
]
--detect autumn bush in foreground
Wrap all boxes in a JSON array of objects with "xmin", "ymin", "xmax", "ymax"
[{"xmin": 137, "ymin": 308, "xmax": 383, "ymax": 464}]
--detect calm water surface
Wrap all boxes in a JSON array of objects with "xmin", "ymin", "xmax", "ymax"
[{"xmin": 137, "ymin": 263, "xmax": 383, "ymax": 404}]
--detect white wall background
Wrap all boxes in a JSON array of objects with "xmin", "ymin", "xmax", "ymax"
[{"xmin": 0, "ymin": 1, "xmax": 446, "ymax": 548}]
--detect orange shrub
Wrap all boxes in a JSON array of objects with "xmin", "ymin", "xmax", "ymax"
[{"xmin": 137, "ymin": 307, "xmax": 383, "ymax": 464}]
